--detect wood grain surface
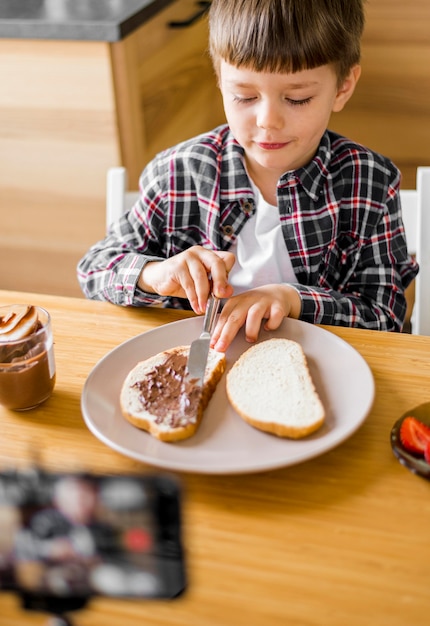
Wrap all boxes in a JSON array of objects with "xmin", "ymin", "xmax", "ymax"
[{"xmin": 0, "ymin": 290, "xmax": 429, "ymax": 626}]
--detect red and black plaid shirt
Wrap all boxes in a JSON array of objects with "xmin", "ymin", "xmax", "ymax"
[{"xmin": 77, "ymin": 126, "xmax": 418, "ymax": 331}]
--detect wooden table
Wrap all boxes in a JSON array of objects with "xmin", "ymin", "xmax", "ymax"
[{"xmin": 0, "ymin": 289, "xmax": 429, "ymax": 626}]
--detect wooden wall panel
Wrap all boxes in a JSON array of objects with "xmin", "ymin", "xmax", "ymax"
[
  {"xmin": 329, "ymin": 0, "xmax": 430, "ymax": 189},
  {"xmin": 328, "ymin": 0, "xmax": 430, "ymax": 330},
  {"xmin": 0, "ymin": 39, "xmax": 120, "ymax": 297}
]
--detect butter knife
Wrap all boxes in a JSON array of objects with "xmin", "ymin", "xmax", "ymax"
[{"xmin": 186, "ymin": 295, "xmax": 221, "ymax": 387}]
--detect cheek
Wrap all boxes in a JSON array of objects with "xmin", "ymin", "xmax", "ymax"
[
  {"xmin": 301, "ymin": 104, "xmax": 335, "ymax": 135},
  {"xmin": 222, "ymin": 104, "xmax": 248, "ymax": 132}
]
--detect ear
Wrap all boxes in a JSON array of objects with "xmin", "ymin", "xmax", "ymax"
[{"xmin": 332, "ymin": 65, "xmax": 361, "ymax": 113}]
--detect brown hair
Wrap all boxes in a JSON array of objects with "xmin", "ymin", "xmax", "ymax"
[{"xmin": 209, "ymin": 0, "xmax": 365, "ymax": 83}]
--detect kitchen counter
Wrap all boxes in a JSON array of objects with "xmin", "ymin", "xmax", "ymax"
[{"xmin": 0, "ymin": 0, "xmax": 176, "ymax": 41}]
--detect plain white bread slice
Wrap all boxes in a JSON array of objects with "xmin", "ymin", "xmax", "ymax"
[
  {"xmin": 120, "ymin": 345, "xmax": 226, "ymax": 442},
  {"xmin": 226, "ymin": 338, "xmax": 325, "ymax": 439}
]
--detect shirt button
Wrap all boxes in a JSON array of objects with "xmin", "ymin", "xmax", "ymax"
[
  {"xmin": 221, "ymin": 224, "xmax": 234, "ymax": 236},
  {"xmin": 242, "ymin": 201, "xmax": 253, "ymax": 215}
]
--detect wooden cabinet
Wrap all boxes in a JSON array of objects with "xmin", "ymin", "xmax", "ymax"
[
  {"xmin": 0, "ymin": 0, "xmax": 225, "ymax": 297},
  {"xmin": 111, "ymin": 0, "xmax": 225, "ymax": 189}
]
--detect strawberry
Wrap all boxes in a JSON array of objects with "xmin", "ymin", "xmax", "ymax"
[
  {"xmin": 399, "ymin": 416, "xmax": 430, "ymax": 455},
  {"xmin": 425, "ymin": 440, "xmax": 430, "ymax": 465}
]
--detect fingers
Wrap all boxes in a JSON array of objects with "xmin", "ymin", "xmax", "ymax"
[
  {"xmin": 186, "ymin": 249, "xmax": 234, "ymax": 312},
  {"xmin": 211, "ymin": 286, "xmax": 296, "ymax": 352},
  {"xmin": 212, "ymin": 297, "xmax": 271, "ymax": 352},
  {"xmin": 211, "ymin": 251, "xmax": 235, "ymax": 300},
  {"xmin": 144, "ymin": 247, "xmax": 235, "ymax": 314},
  {"xmin": 215, "ymin": 251, "xmax": 236, "ymax": 274},
  {"xmin": 180, "ymin": 253, "xmax": 212, "ymax": 313},
  {"xmin": 211, "ymin": 305, "xmax": 246, "ymax": 353}
]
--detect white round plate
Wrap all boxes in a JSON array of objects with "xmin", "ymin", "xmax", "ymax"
[{"xmin": 81, "ymin": 318, "xmax": 374, "ymax": 474}]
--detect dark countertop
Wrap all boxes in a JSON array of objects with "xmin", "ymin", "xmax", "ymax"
[{"xmin": 0, "ymin": 0, "xmax": 176, "ymax": 42}]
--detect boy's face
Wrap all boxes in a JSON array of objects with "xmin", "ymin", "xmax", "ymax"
[{"xmin": 219, "ymin": 61, "xmax": 360, "ymax": 184}]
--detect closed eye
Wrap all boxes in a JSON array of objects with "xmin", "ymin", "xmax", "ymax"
[
  {"xmin": 233, "ymin": 96, "xmax": 313, "ymax": 106},
  {"xmin": 286, "ymin": 97, "xmax": 313, "ymax": 106},
  {"xmin": 233, "ymin": 96, "xmax": 256, "ymax": 104}
]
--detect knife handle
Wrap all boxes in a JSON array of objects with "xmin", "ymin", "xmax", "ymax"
[{"xmin": 203, "ymin": 295, "xmax": 221, "ymax": 335}]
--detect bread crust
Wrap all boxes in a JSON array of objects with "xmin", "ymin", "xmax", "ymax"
[
  {"xmin": 120, "ymin": 345, "xmax": 226, "ymax": 442},
  {"xmin": 230, "ymin": 410, "xmax": 325, "ymax": 439},
  {"xmin": 226, "ymin": 338, "xmax": 325, "ymax": 439}
]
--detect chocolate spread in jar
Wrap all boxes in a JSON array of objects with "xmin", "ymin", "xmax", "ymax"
[
  {"xmin": 0, "ymin": 305, "xmax": 56, "ymax": 410},
  {"xmin": 132, "ymin": 353, "xmax": 201, "ymax": 428}
]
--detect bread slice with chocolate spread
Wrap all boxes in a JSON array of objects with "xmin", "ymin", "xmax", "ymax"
[{"xmin": 120, "ymin": 345, "xmax": 226, "ymax": 442}]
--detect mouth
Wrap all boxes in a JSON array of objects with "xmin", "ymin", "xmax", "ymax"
[{"xmin": 256, "ymin": 142, "xmax": 289, "ymax": 151}]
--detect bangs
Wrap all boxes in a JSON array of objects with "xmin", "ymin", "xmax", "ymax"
[{"xmin": 209, "ymin": 0, "xmax": 363, "ymax": 80}]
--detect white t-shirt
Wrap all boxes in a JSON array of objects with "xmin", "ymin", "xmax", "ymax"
[{"xmin": 228, "ymin": 182, "xmax": 296, "ymax": 295}]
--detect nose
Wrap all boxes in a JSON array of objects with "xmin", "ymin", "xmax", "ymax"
[{"xmin": 256, "ymin": 99, "xmax": 284, "ymax": 130}]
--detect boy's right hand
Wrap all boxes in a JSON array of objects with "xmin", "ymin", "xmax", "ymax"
[{"xmin": 138, "ymin": 246, "xmax": 235, "ymax": 314}]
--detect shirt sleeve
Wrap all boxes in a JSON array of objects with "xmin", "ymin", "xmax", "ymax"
[
  {"xmin": 294, "ymin": 183, "xmax": 419, "ymax": 331},
  {"xmin": 76, "ymin": 159, "xmax": 170, "ymax": 307}
]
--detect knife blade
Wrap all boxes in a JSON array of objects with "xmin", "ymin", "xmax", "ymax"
[{"xmin": 186, "ymin": 295, "xmax": 221, "ymax": 387}]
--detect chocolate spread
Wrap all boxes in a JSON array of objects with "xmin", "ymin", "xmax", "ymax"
[
  {"xmin": 132, "ymin": 353, "xmax": 201, "ymax": 428},
  {"xmin": 0, "ymin": 305, "xmax": 56, "ymax": 410}
]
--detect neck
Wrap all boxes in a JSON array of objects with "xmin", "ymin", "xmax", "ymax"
[{"xmin": 246, "ymin": 164, "xmax": 279, "ymax": 206}]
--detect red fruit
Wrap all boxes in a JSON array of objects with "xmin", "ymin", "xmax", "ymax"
[
  {"xmin": 400, "ymin": 416, "xmax": 430, "ymax": 455},
  {"xmin": 425, "ymin": 440, "xmax": 430, "ymax": 465}
]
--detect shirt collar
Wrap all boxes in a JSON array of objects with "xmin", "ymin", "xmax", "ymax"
[
  {"xmin": 219, "ymin": 128, "xmax": 332, "ymax": 203},
  {"xmin": 280, "ymin": 131, "xmax": 332, "ymax": 201},
  {"xmin": 219, "ymin": 132, "xmax": 254, "ymax": 202}
]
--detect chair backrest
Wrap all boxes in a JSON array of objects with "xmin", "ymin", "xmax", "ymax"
[
  {"xmin": 105, "ymin": 165, "xmax": 430, "ymax": 334},
  {"xmin": 399, "ymin": 189, "xmax": 418, "ymax": 253},
  {"xmin": 414, "ymin": 167, "xmax": 430, "ymax": 335},
  {"xmin": 106, "ymin": 166, "xmax": 139, "ymax": 231},
  {"xmin": 400, "ymin": 166, "xmax": 430, "ymax": 335}
]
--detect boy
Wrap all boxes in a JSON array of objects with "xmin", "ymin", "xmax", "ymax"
[{"xmin": 77, "ymin": 0, "xmax": 418, "ymax": 352}]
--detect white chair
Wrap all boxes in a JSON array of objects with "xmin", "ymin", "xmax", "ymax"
[
  {"xmin": 106, "ymin": 166, "xmax": 139, "ymax": 231},
  {"xmin": 105, "ymin": 166, "xmax": 430, "ymax": 335},
  {"xmin": 403, "ymin": 166, "xmax": 430, "ymax": 336}
]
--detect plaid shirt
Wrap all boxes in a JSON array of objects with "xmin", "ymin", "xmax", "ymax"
[{"xmin": 77, "ymin": 125, "xmax": 418, "ymax": 331}]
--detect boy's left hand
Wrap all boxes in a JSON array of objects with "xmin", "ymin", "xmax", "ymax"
[{"xmin": 210, "ymin": 284, "xmax": 301, "ymax": 353}]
